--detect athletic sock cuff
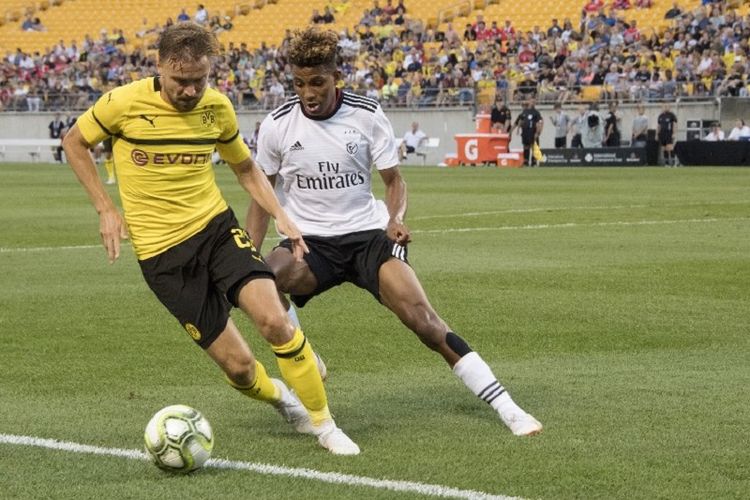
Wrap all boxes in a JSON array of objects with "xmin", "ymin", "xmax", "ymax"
[{"xmin": 272, "ymin": 328, "xmax": 306, "ymax": 358}]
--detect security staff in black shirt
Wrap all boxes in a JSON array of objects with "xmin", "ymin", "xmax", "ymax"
[{"xmin": 512, "ymin": 97, "xmax": 543, "ymax": 166}]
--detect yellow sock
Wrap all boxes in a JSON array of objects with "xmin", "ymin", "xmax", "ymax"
[
  {"xmin": 104, "ymin": 158, "xmax": 114, "ymax": 180},
  {"xmin": 272, "ymin": 328, "xmax": 331, "ymax": 425},
  {"xmin": 225, "ymin": 360, "xmax": 280, "ymax": 404}
]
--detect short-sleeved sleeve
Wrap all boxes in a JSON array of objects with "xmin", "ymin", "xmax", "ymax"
[
  {"xmin": 370, "ymin": 107, "xmax": 400, "ymax": 170},
  {"xmin": 254, "ymin": 114, "xmax": 282, "ymax": 175},
  {"xmin": 215, "ymin": 96, "xmax": 251, "ymax": 165},
  {"xmin": 76, "ymin": 89, "xmax": 126, "ymax": 146}
]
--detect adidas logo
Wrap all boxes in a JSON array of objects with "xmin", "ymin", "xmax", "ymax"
[{"xmin": 289, "ymin": 141, "xmax": 304, "ymax": 151}]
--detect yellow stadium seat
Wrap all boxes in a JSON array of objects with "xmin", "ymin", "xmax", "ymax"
[{"xmin": 580, "ymin": 85, "xmax": 603, "ymax": 101}]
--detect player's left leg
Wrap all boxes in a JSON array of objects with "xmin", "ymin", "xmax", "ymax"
[
  {"xmin": 378, "ymin": 259, "xmax": 542, "ymax": 436},
  {"xmin": 103, "ymin": 152, "xmax": 115, "ymax": 184}
]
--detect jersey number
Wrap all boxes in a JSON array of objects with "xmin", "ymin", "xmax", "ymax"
[{"xmin": 231, "ymin": 228, "xmax": 256, "ymax": 251}]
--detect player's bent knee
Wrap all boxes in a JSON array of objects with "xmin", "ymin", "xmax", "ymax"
[{"xmin": 254, "ymin": 311, "xmax": 294, "ymax": 345}]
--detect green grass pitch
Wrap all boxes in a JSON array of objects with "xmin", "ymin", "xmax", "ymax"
[{"xmin": 1, "ymin": 163, "xmax": 748, "ymax": 499}]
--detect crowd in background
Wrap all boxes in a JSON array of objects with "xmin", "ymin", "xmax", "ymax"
[{"xmin": 3, "ymin": 0, "xmax": 750, "ymax": 112}]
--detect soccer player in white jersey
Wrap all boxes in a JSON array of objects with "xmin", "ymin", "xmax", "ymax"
[{"xmin": 247, "ymin": 27, "xmax": 542, "ymax": 438}]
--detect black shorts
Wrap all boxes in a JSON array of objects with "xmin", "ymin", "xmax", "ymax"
[
  {"xmin": 103, "ymin": 137, "xmax": 113, "ymax": 153},
  {"xmin": 139, "ymin": 209, "xmax": 274, "ymax": 349},
  {"xmin": 277, "ymin": 229, "xmax": 408, "ymax": 308},
  {"xmin": 659, "ymin": 134, "xmax": 673, "ymax": 147},
  {"xmin": 405, "ymin": 145, "xmax": 415, "ymax": 154},
  {"xmin": 554, "ymin": 136, "xmax": 567, "ymax": 148}
]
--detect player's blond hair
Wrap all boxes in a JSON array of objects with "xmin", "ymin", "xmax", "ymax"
[
  {"xmin": 288, "ymin": 27, "xmax": 339, "ymax": 69},
  {"xmin": 158, "ymin": 22, "xmax": 220, "ymax": 63}
]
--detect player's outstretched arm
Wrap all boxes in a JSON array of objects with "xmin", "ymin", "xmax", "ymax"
[
  {"xmin": 62, "ymin": 125, "xmax": 127, "ymax": 264},
  {"xmin": 379, "ymin": 166, "xmax": 411, "ymax": 245},
  {"xmin": 245, "ymin": 173, "xmax": 277, "ymax": 252},
  {"xmin": 229, "ymin": 158, "xmax": 308, "ymax": 261}
]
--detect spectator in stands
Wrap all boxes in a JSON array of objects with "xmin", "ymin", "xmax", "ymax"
[
  {"xmin": 21, "ymin": 15, "xmax": 35, "ymax": 31},
  {"xmin": 322, "ymin": 6, "xmax": 336, "ymax": 23},
  {"xmin": 177, "ymin": 8, "xmax": 190, "ymax": 22},
  {"xmin": 631, "ymin": 104, "xmax": 649, "ymax": 147},
  {"xmin": 613, "ymin": 0, "xmax": 631, "ymax": 10},
  {"xmin": 358, "ymin": 8, "xmax": 376, "ymax": 27},
  {"xmin": 550, "ymin": 103, "xmax": 571, "ymax": 148},
  {"xmin": 665, "ymin": 2, "xmax": 683, "ymax": 19},
  {"xmin": 704, "ymin": 122, "xmax": 725, "ymax": 141},
  {"xmin": 490, "ymin": 96, "xmax": 512, "ymax": 133},
  {"xmin": 194, "ymin": 4, "xmax": 208, "ymax": 25},
  {"xmin": 463, "ymin": 23, "xmax": 477, "ymax": 41},
  {"xmin": 634, "ymin": 0, "xmax": 653, "ymax": 8},
  {"xmin": 400, "ymin": 121, "xmax": 427, "ymax": 161},
  {"xmin": 512, "ymin": 97, "xmax": 543, "ymax": 166},
  {"xmin": 727, "ymin": 118, "xmax": 750, "ymax": 140},
  {"xmin": 515, "ymin": 71, "xmax": 538, "ymax": 100}
]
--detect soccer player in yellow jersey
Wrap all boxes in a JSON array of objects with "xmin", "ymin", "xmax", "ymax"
[{"xmin": 62, "ymin": 23, "xmax": 359, "ymax": 455}]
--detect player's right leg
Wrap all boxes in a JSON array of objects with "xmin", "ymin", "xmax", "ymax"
[{"xmin": 235, "ymin": 277, "xmax": 359, "ymax": 455}]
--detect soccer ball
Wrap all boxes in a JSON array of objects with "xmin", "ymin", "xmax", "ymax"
[{"xmin": 144, "ymin": 404, "xmax": 214, "ymax": 473}]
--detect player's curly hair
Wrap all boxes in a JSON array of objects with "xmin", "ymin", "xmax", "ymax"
[
  {"xmin": 288, "ymin": 27, "xmax": 339, "ymax": 69},
  {"xmin": 158, "ymin": 22, "xmax": 220, "ymax": 63}
]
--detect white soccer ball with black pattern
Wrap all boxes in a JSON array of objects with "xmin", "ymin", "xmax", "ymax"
[{"xmin": 144, "ymin": 404, "xmax": 214, "ymax": 473}]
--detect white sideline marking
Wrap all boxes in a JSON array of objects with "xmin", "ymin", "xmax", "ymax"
[
  {"xmin": 0, "ymin": 243, "xmax": 103, "ymax": 253},
  {"xmin": 1, "ymin": 217, "xmax": 746, "ymax": 254},
  {"xmin": 0, "ymin": 433, "xmax": 518, "ymax": 500},
  {"xmin": 412, "ymin": 217, "xmax": 750, "ymax": 235}
]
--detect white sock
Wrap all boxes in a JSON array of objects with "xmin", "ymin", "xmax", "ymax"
[
  {"xmin": 452, "ymin": 352, "xmax": 519, "ymax": 414},
  {"xmin": 286, "ymin": 303, "xmax": 301, "ymax": 329}
]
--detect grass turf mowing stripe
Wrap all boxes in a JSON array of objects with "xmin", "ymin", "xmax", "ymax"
[
  {"xmin": 0, "ymin": 433, "xmax": 519, "ymax": 500},
  {"xmin": 1, "ymin": 217, "xmax": 746, "ymax": 254}
]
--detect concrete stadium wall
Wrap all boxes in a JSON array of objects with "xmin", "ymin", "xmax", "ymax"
[{"xmin": 0, "ymin": 101, "xmax": 719, "ymax": 164}]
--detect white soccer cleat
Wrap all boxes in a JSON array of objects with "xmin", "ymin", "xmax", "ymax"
[
  {"xmin": 314, "ymin": 351, "xmax": 328, "ymax": 382},
  {"xmin": 312, "ymin": 420, "xmax": 360, "ymax": 455},
  {"xmin": 499, "ymin": 408, "xmax": 543, "ymax": 436},
  {"xmin": 270, "ymin": 379, "xmax": 314, "ymax": 435}
]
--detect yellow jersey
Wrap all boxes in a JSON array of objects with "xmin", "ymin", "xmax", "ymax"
[{"xmin": 76, "ymin": 77, "xmax": 251, "ymax": 260}]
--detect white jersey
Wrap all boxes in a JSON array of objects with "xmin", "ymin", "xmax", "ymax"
[{"xmin": 256, "ymin": 91, "xmax": 400, "ymax": 237}]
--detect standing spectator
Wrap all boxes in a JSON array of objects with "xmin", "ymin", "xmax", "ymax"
[
  {"xmin": 490, "ymin": 96, "xmax": 511, "ymax": 133},
  {"xmin": 49, "ymin": 113, "xmax": 66, "ymax": 163},
  {"xmin": 657, "ymin": 103, "xmax": 678, "ymax": 166},
  {"xmin": 512, "ymin": 97, "xmax": 543, "ymax": 166},
  {"xmin": 581, "ymin": 103, "xmax": 605, "ymax": 148},
  {"xmin": 550, "ymin": 102, "xmax": 571, "ymax": 148},
  {"xmin": 605, "ymin": 102, "xmax": 621, "ymax": 147},
  {"xmin": 571, "ymin": 105, "xmax": 587, "ymax": 148},
  {"xmin": 262, "ymin": 76, "xmax": 286, "ymax": 110},
  {"xmin": 631, "ymin": 104, "xmax": 649, "ymax": 147},
  {"xmin": 247, "ymin": 121, "xmax": 261, "ymax": 156},
  {"xmin": 177, "ymin": 8, "xmax": 190, "ymax": 22}
]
